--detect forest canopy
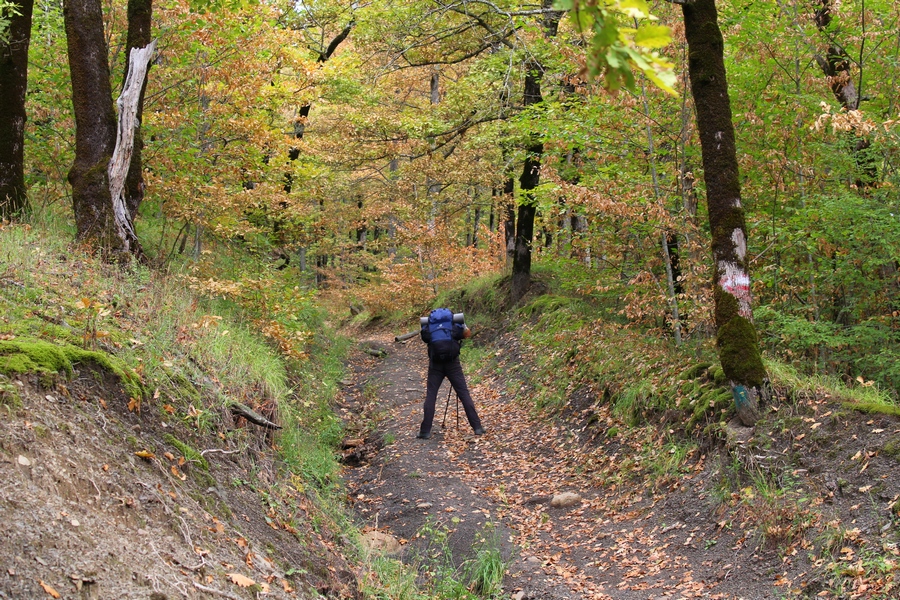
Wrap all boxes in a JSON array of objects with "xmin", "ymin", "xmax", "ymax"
[{"xmin": 5, "ymin": 0, "xmax": 900, "ymax": 393}]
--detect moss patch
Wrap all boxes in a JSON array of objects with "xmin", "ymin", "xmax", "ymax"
[
  {"xmin": 716, "ymin": 314, "xmax": 766, "ymax": 388},
  {"xmin": 843, "ymin": 401, "xmax": 900, "ymax": 418},
  {"xmin": 0, "ymin": 338, "xmax": 143, "ymax": 398},
  {"xmin": 163, "ymin": 434, "xmax": 210, "ymax": 471}
]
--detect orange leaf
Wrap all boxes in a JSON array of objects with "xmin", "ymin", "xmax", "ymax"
[
  {"xmin": 39, "ymin": 581, "xmax": 61, "ymax": 598},
  {"xmin": 164, "ymin": 452, "xmax": 175, "ymax": 461},
  {"xmin": 135, "ymin": 450, "xmax": 155, "ymax": 460},
  {"xmin": 163, "ymin": 404, "xmax": 176, "ymax": 414},
  {"xmin": 228, "ymin": 573, "xmax": 255, "ymax": 587}
]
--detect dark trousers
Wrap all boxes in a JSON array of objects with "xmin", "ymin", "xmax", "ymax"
[{"xmin": 420, "ymin": 358, "xmax": 482, "ymax": 435}]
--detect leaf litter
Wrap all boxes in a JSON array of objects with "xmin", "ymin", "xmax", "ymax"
[{"xmin": 344, "ymin": 331, "xmax": 900, "ymax": 599}]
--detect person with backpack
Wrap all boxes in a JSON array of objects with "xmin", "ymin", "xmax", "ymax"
[{"xmin": 417, "ymin": 308, "xmax": 485, "ymax": 439}]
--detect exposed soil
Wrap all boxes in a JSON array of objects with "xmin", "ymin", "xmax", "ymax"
[
  {"xmin": 0, "ymin": 364, "xmax": 357, "ymax": 600},
  {"xmin": 341, "ymin": 330, "xmax": 900, "ymax": 599}
]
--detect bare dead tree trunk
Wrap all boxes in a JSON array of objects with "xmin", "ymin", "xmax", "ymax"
[
  {"xmin": 682, "ymin": 0, "xmax": 766, "ymax": 425},
  {"xmin": 109, "ymin": 42, "xmax": 156, "ymax": 257},
  {"xmin": 0, "ymin": 0, "xmax": 34, "ymax": 219},
  {"xmin": 121, "ymin": 0, "xmax": 153, "ymax": 220}
]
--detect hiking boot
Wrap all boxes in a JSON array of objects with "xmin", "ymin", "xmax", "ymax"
[
  {"xmin": 473, "ymin": 427, "xmax": 485, "ymax": 435},
  {"xmin": 416, "ymin": 431, "xmax": 432, "ymax": 439}
]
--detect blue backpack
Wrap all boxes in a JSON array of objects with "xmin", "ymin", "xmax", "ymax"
[{"xmin": 423, "ymin": 308, "xmax": 461, "ymax": 361}]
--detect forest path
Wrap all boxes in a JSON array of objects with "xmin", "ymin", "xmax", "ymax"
[{"xmin": 340, "ymin": 331, "xmax": 780, "ymax": 600}]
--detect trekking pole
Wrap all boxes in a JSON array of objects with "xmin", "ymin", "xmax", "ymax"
[
  {"xmin": 455, "ymin": 391, "xmax": 460, "ymax": 430},
  {"xmin": 441, "ymin": 385, "xmax": 452, "ymax": 428}
]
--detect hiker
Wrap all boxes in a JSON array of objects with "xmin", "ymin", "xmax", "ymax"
[{"xmin": 417, "ymin": 308, "xmax": 485, "ymax": 439}]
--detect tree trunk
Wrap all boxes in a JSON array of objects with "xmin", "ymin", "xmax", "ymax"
[
  {"xmin": 502, "ymin": 176, "xmax": 515, "ymax": 264},
  {"xmin": 510, "ymin": 1, "xmax": 560, "ymax": 302},
  {"xmin": 682, "ymin": 0, "xmax": 766, "ymax": 426},
  {"xmin": 109, "ymin": 42, "xmax": 156, "ymax": 257},
  {"xmin": 511, "ymin": 61, "xmax": 543, "ymax": 302},
  {"xmin": 65, "ymin": 0, "xmax": 123, "ymax": 253},
  {"xmin": 813, "ymin": 0, "xmax": 877, "ymax": 188},
  {"xmin": 0, "ymin": 0, "xmax": 34, "ymax": 219},
  {"xmin": 122, "ymin": 0, "xmax": 153, "ymax": 220}
]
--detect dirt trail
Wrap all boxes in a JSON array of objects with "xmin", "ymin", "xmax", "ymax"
[{"xmin": 341, "ymin": 332, "xmax": 785, "ymax": 600}]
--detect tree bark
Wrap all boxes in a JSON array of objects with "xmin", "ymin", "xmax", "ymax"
[
  {"xmin": 510, "ymin": 60, "xmax": 543, "ymax": 302},
  {"xmin": 682, "ymin": 0, "xmax": 766, "ymax": 425},
  {"xmin": 65, "ymin": 0, "xmax": 122, "ymax": 253},
  {"xmin": 0, "ymin": 0, "xmax": 34, "ymax": 219},
  {"xmin": 109, "ymin": 42, "xmax": 156, "ymax": 257},
  {"xmin": 122, "ymin": 0, "xmax": 153, "ymax": 220},
  {"xmin": 510, "ymin": 0, "xmax": 560, "ymax": 302}
]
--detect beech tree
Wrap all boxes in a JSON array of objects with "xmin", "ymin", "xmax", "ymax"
[
  {"xmin": 64, "ymin": 0, "xmax": 153, "ymax": 257},
  {"xmin": 510, "ymin": 1, "xmax": 561, "ymax": 302},
  {"xmin": 680, "ymin": 0, "xmax": 766, "ymax": 424},
  {"xmin": 0, "ymin": 0, "xmax": 33, "ymax": 219}
]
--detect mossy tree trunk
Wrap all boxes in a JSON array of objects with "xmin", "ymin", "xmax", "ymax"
[
  {"xmin": 682, "ymin": 0, "xmax": 766, "ymax": 426},
  {"xmin": 122, "ymin": 0, "xmax": 153, "ymax": 221},
  {"xmin": 64, "ymin": 0, "xmax": 122, "ymax": 253},
  {"xmin": 0, "ymin": 0, "xmax": 34, "ymax": 220}
]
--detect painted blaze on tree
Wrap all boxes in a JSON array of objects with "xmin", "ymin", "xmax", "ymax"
[{"xmin": 682, "ymin": 0, "xmax": 766, "ymax": 425}]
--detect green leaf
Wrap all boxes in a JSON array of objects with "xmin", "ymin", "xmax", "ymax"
[
  {"xmin": 634, "ymin": 24, "xmax": 671, "ymax": 49},
  {"xmin": 594, "ymin": 21, "xmax": 619, "ymax": 47},
  {"xmin": 618, "ymin": 0, "xmax": 651, "ymax": 19},
  {"xmin": 552, "ymin": 0, "xmax": 574, "ymax": 10}
]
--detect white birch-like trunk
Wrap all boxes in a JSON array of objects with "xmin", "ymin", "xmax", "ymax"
[{"xmin": 108, "ymin": 40, "xmax": 156, "ymax": 253}]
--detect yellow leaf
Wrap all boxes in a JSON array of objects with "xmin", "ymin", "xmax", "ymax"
[
  {"xmin": 135, "ymin": 450, "xmax": 155, "ymax": 460},
  {"xmin": 39, "ymin": 581, "xmax": 61, "ymax": 598},
  {"xmin": 228, "ymin": 573, "xmax": 255, "ymax": 587}
]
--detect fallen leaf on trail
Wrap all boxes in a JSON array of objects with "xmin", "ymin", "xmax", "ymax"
[
  {"xmin": 859, "ymin": 485, "xmax": 872, "ymax": 492},
  {"xmin": 163, "ymin": 404, "xmax": 175, "ymax": 414},
  {"xmin": 127, "ymin": 398, "xmax": 140, "ymax": 413},
  {"xmin": 98, "ymin": 398, "xmax": 107, "ymax": 409},
  {"xmin": 282, "ymin": 579, "xmax": 295, "ymax": 592},
  {"xmin": 39, "ymin": 581, "xmax": 60, "ymax": 598},
  {"xmin": 17, "ymin": 455, "xmax": 31, "ymax": 466},
  {"xmin": 134, "ymin": 450, "xmax": 155, "ymax": 460},
  {"xmin": 228, "ymin": 573, "xmax": 255, "ymax": 587},
  {"xmin": 164, "ymin": 452, "xmax": 175, "ymax": 461},
  {"xmin": 171, "ymin": 465, "xmax": 186, "ymax": 480}
]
